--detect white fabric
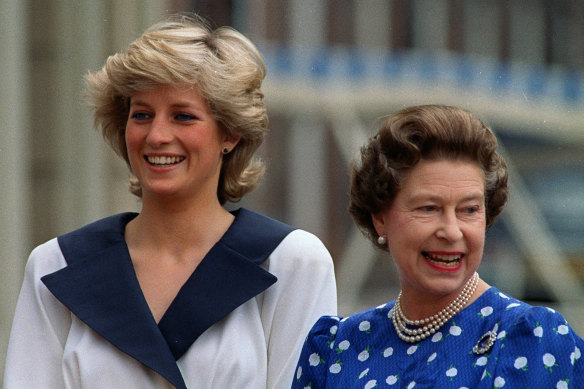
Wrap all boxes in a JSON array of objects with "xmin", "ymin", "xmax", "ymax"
[{"xmin": 4, "ymin": 229, "xmax": 337, "ymax": 389}]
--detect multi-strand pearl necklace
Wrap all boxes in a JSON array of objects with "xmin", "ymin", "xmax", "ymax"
[{"xmin": 391, "ymin": 272, "xmax": 479, "ymax": 343}]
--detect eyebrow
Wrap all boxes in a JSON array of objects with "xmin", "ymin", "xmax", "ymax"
[
  {"xmin": 128, "ymin": 100, "xmax": 206, "ymax": 115},
  {"xmin": 130, "ymin": 99, "xmax": 192, "ymax": 107},
  {"xmin": 408, "ymin": 192, "xmax": 485, "ymax": 204}
]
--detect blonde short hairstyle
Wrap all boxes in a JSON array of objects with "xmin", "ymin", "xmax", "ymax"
[
  {"xmin": 85, "ymin": 14, "xmax": 268, "ymax": 204},
  {"xmin": 349, "ymin": 105, "xmax": 509, "ymax": 250}
]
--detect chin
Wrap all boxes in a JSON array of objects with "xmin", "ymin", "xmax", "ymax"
[
  {"xmin": 424, "ymin": 275, "xmax": 468, "ymax": 296},
  {"xmin": 142, "ymin": 186, "xmax": 182, "ymax": 198}
]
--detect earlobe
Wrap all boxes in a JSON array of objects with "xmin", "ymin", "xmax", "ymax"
[
  {"xmin": 371, "ymin": 212, "xmax": 386, "ymax": 236},
  {"xmin": 223, "ymin": 133, "xmax": 241, "ymax": 150}
]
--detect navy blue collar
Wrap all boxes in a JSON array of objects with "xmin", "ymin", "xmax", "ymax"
[{"xmin": 41, "ymin": 208, "xmax": 295, "ymax": 389}]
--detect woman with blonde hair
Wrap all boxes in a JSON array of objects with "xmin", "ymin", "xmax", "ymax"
[{"xmin": 5, "ymin": 14, "xmax": 336, "ymax": 389}]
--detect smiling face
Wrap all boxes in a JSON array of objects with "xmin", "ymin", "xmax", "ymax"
[
  {"xmin": 372, "ymin": 158, "xmax": 486, "ymax": 305},
  {"xmin": 125, "ymin": 84, "xmax": 239, "ymax": 203}
]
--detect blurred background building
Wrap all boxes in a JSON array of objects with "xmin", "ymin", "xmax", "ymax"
[{"xmin": 1, "ymin": 0, "xmax": 583, "ymax": 383}]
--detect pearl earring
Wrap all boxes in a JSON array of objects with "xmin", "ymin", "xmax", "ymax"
[{"xmin": 377, "ymin": 235, "xmax": 387, "ymax": 245}]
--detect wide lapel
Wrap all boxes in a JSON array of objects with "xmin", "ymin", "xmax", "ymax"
[
  {"xmin": 158, "ymin": 208, "xmax": 296, "ymax": 360},
  {"xmin": 40, "ymin": 209, "xmax": 296, "ymax": 387},
  {"xmin": 41, "ymin": 213, "xmax": 187, "ymax": 389}
]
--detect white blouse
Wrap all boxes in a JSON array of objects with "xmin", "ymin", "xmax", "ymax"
[{"xmin": 4, "ymin": 209, "xmax": 337, "ymax": 389}]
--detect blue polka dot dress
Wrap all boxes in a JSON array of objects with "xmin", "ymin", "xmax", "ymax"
[{"xmin": 292, "ymin": 287, "xmax": 584, "ymax": 388}]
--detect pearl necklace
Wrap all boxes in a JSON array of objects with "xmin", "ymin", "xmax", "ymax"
[{"xmin": 391, "ymin": 272, "xmax": 479, "ymax": 343}]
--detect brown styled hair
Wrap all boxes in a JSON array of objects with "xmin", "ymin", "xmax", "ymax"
[{"xmin": 349, "ymin": 104, "xmax": 509, "ymax": 249}]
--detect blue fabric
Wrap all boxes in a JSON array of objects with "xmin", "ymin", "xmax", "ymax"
[
  {"xmin": 292, "ymin": 287, "xmax": 584, "ymax": 388},
  {"xmin": 41, "ymin": 209, "xmax": 294, "ymax": 389}
]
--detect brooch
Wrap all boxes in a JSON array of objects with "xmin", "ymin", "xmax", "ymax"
[{"xmin": 473, "ymin": 329, "xmax": 497, "ymax": 355}]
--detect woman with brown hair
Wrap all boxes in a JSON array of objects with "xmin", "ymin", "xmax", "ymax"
[{"xmin": 292, "ymin": 105, "xmax": 583, "ymax": 388}]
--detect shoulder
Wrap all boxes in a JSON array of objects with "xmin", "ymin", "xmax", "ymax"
[
  {"xmin": 303, "ymin": 304, "xmax": 391, "ymax": 346},
  {"xmin": 274, "ymin": 229, "xmax": 331, "ymax": 261},
  {"xmin": 264, "ymin": 228, "xmax": 334, "ymax": 286},
  {"xmin": 231, "ymin": 208, "xmax": 295, "ymax": 239},
  {"xmin": 492, "ymin": 288, "xmax": 584, "ymax": 361},
  {"xmin": 293, "ymin": 306, "xmax": 392, "ymax": 388},
  {"xmin": 24, "ymin": 213, "xmax": 134, "ymax": 276},
  {"xmin": 302, "ymin": 308, "xmax": 388, "ymax": 348},
  {"xmin": 308, "ymin": 315, "xmax": 344, "ymax": 340},
  {"xmin": 501, "ymin": 301, "xmax": 582, "ymax": 344},
  {"xmin": 333, "ymin": 303, "xmax": 392, "ymax": 341},
  {"xmin": 487, "ymin": 291, "xmax": 584, "ymax": 383},
  {"xmin": 298, "ymin": 315, "xmax": 343, "ymax": 363},
  {"xmin": 487, "ymin": 287, "xmax": 571, "ymax": 332},
  {"xmin": 59, "ymin": 212, "xmax": 136, "ymax": 239},
  {"xmin": 293, "ymin": 315, "xmax": 342, "ymax": 387},
  {"xmin": 238, "ymin": 209, "xmax": 332, "ymax": 268},
  {"xmin": 25, "ymin": 238, "xmax": 67, "ymax": 279},
  {"xmin": 233, "ymin": 208, "xmax": 327, "ymax": 257},
  {"xmin": 57, "ymin": 212, "xmax": 136, "ymax": 264},
  {"xmin": 23, "ymin": 213, "xmax": 135, "ymax": 284},
  {"xmin": 223, "ymin": 208, "xmax": 297, "ymax": 266}
]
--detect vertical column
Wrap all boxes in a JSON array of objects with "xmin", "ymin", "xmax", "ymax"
[
  {"xmin": 286, "ymin": 0, "xmax": 327, "ymax": 235},
  {"xmin": 508, "ymin": 0, "xmax": 545, "ymax": 63},
  {"xmin": 48, "ymin": 2, "xmax": 86, "ymax": 232},
  {"xmin": 288, "ymin": 118, "xmax": 327, "ymax": 237},
  {"xmin": 411, "ymin": 0, "xmax": 449, "ymax": 49},
  {"xmin": 76, "ymin": 2, "xmax": 117, "ymax": 221},
  {"xmin": 0, "ymin": 0, "xmax": 30, "ymax": 383},
  {"xmin": 464, "ymin": 1, "xmax": 500, "ymax": 58},
  {"xmin": 289, "ymin": 0, "xmax": 327, "ymax": 47},
  {"xmin": 234, "ymin": 0, "xmax": 267, "ymax": 38},
  {"xmin": 51, "ymin": 2, "xmax": 112, "ymax": 231},
  {"xmin": 355, "ymin": 0, "xmax": 391, "ymax": 48},
  {"xmin": 572, "ymin": 2, "xmax": 584, "ymax": 68}
]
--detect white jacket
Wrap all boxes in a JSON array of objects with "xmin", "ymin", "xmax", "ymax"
[{"xmin": 4, "ymin": 209, "xmax": 337, "ymax": 389}]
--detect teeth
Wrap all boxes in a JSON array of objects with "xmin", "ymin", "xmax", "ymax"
[
  {"xmin": 430, "ymin": 254, "xmax": 461, "ymax": 262},
  {"xmin": 423, "ymin": 252, "xmax": 462, "ymax": 267},
  {"xmin": 147, "ymin": 156, "xmax": 185, "ymax": 165}
]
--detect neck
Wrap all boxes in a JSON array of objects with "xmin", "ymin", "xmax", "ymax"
[
  {"xmin": 392, "ymin": 273, "xmax": 486, "ymax": 343},
  {"xmin": 399, "ymin": 274, "xmax": 487, "ymax": 321},
  {"xmin": 126, "ymin": 195, "xmax": 234, "ymax": 259}
]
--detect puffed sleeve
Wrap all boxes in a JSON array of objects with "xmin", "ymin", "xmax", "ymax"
[
  {"xmin": 259, "ymin": 229, "xmax": 337, "ymax": 389},
  {"xmin": 291, "ymin": 315, "xmax": 341, "ymax": 389},
  {"xmin": 4, "ymin": 240, "xmax": 71, "ymax": 389},
  {"xmin": 492, "ymin": 306, "xmax": 584, "ymax": 388}
]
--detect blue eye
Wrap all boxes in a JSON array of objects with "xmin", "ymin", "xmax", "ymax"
[
  {"xmin": 131, "ymin": 112, "xmax": 150, "ymax": 120},
  {"xmin": 175, "ymin": 113, "xmax": 196, "ymax": 121},
  {"xmin": 464, "ymin": 206, "xmax": 480, "ymax": 214}
]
